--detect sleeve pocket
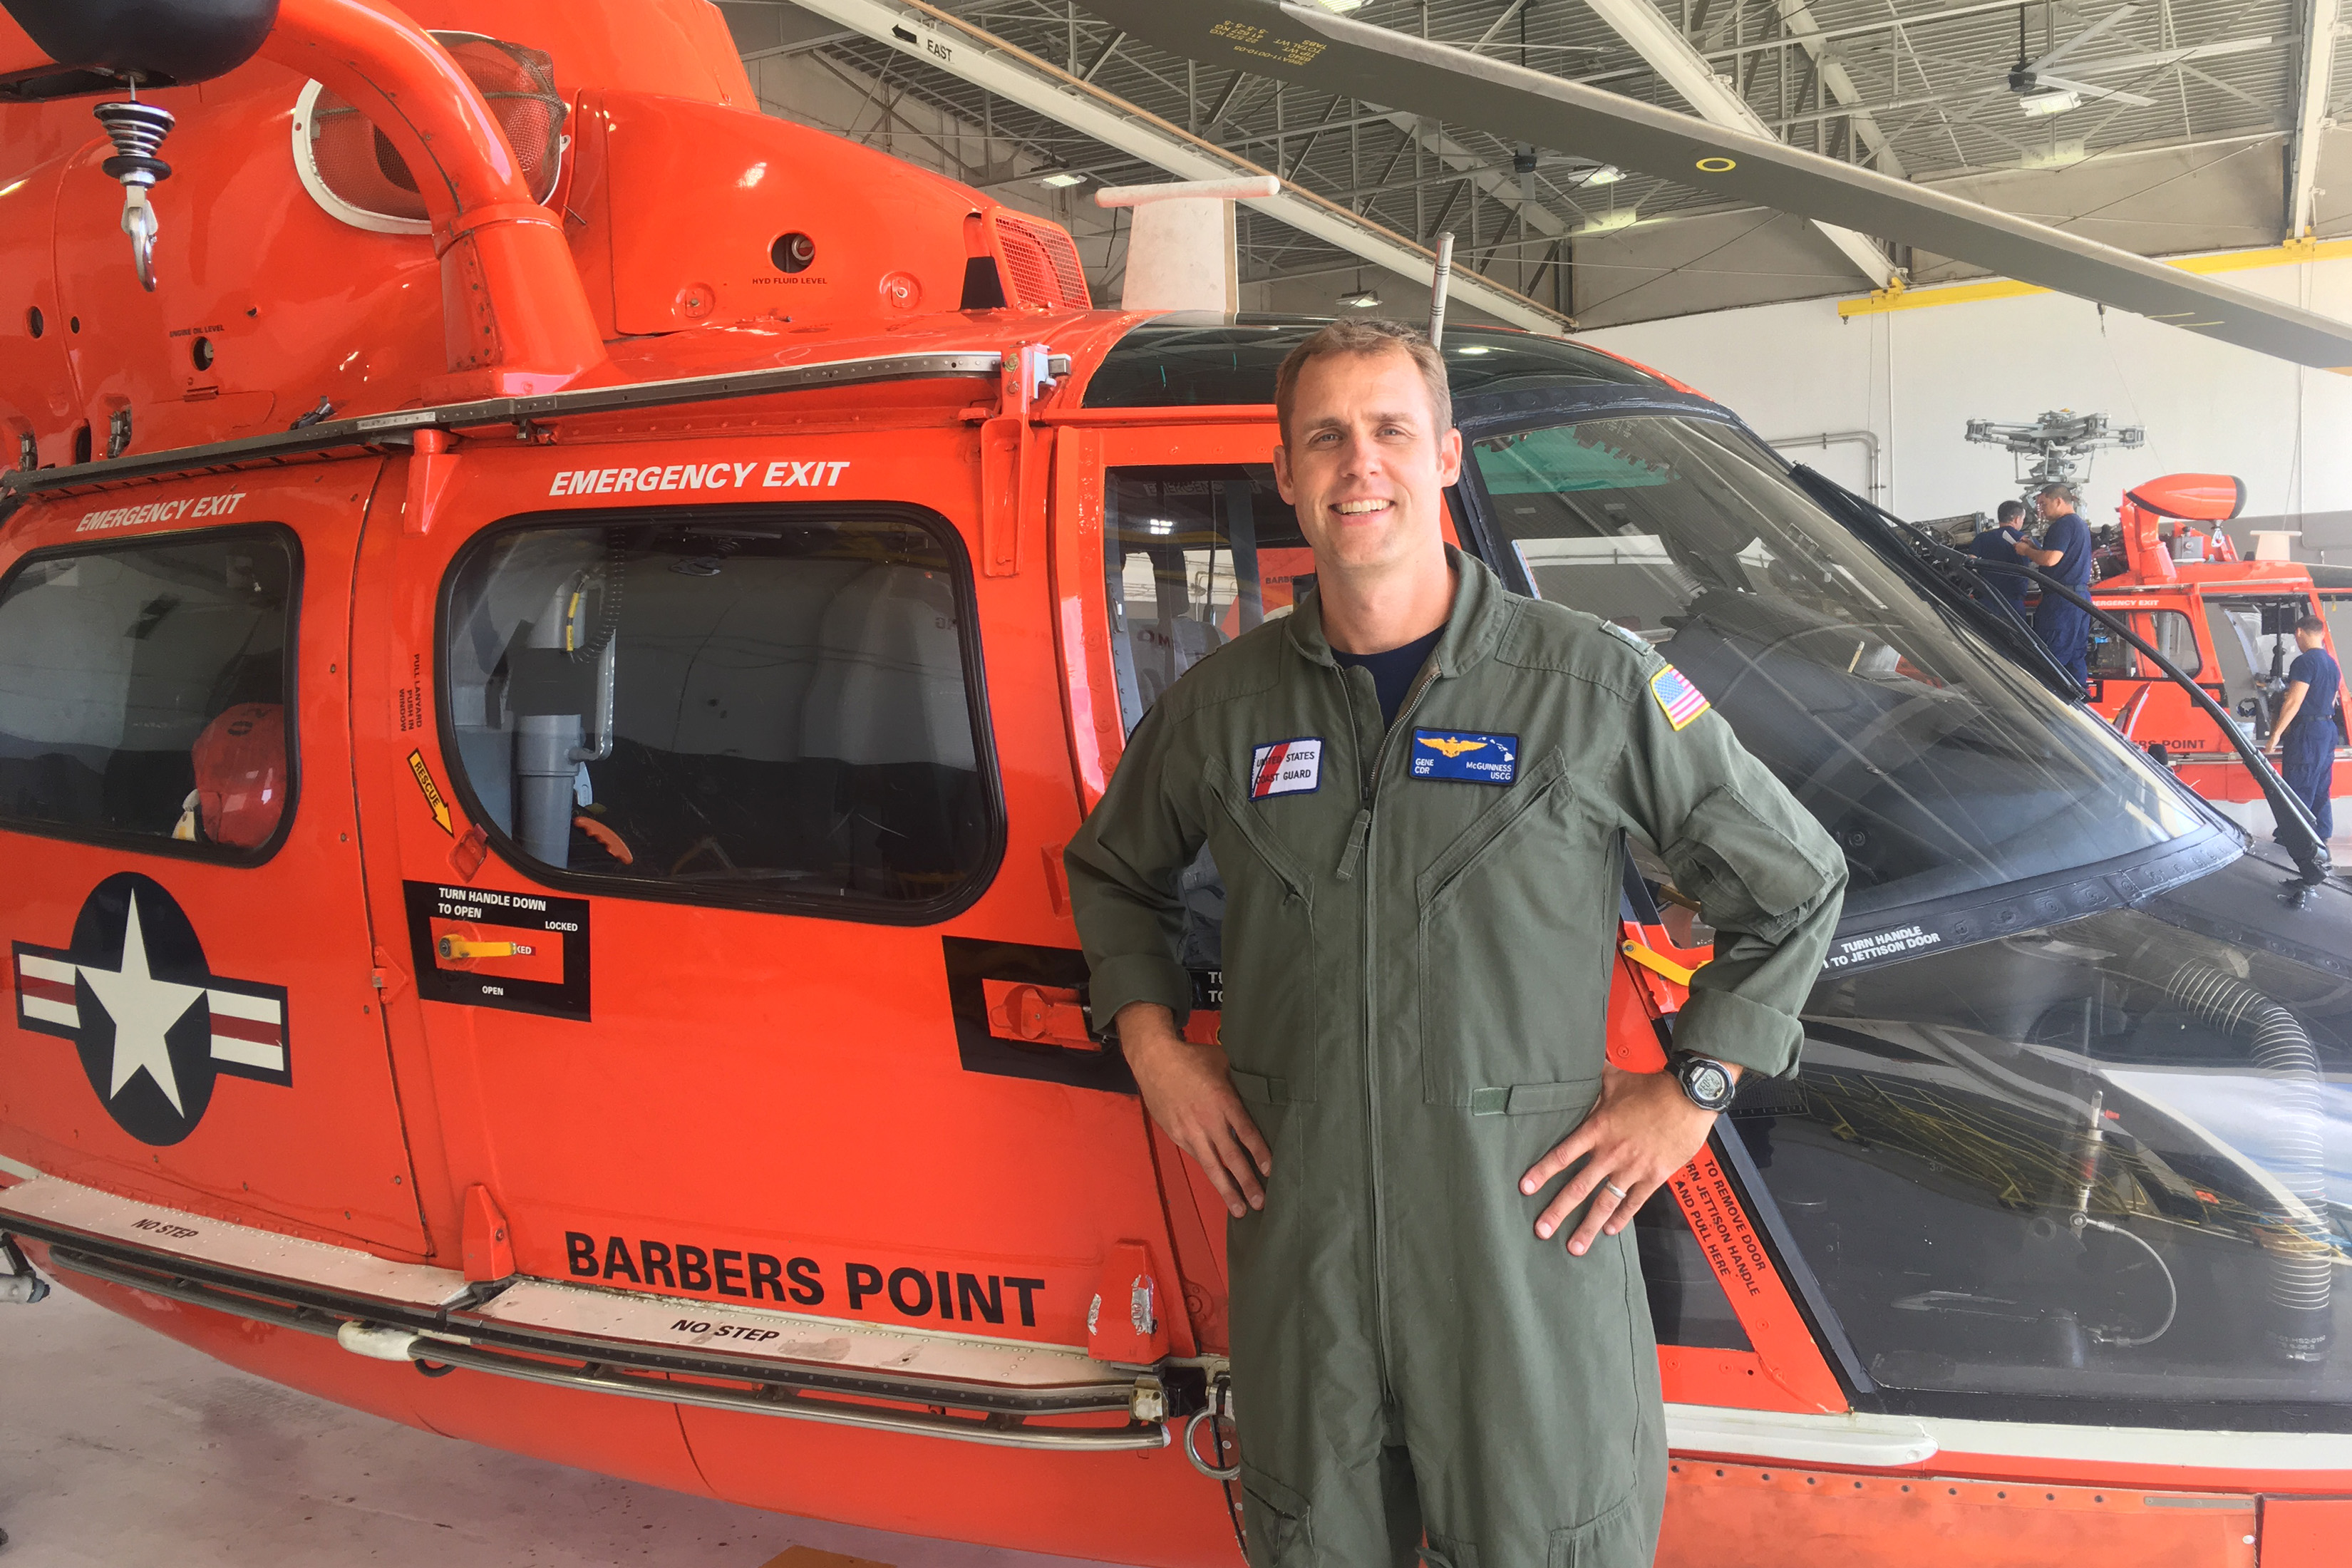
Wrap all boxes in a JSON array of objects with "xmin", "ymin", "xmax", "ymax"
[{"xmin": 1663, "ymin": 785, "xmax": 1840, "ymax": 940}]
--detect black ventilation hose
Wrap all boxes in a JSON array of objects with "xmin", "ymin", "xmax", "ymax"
[{"xmin": 2161, "ymin": 961, "xmax": 2334, "ymax": 1364}]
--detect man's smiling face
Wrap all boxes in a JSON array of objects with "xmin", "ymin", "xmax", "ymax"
[{"xmin": 1272, "ymin": 346, "xmax": 1463, "ymax": 581}]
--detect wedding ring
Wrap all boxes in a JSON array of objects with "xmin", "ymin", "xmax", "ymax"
[{"xmin": 1603, "ymin": 1181, "xmax": 1629, "ymax": 1200}]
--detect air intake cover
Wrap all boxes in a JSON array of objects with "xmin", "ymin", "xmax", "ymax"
[{"xmin": 292, "ymin": 33, "xmax": 564, "ymax": 234}]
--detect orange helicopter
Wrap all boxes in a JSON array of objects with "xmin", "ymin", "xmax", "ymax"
[
  {"xmin": 2057, "ymin": 474, "xmax": 2352, "ymax": 817},
  {"xmin": 2, "ymin": 4, "xmax": 2351, "ymax": 1566}
]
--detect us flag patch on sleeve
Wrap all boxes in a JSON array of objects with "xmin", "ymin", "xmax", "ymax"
[
  {"xmin": 1649, "ymin": 666, "xmax": 1711, "ymax": 730},
  {"xmin": 1249, "ymin": 737, "xmax": 1324, "ymax": 798}
]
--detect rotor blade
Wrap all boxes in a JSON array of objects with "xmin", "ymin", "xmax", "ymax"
[
  {"xmin": 1077, "ymin": 0, "xmax": 2352, "ymax": 371},
  {"xmin": 2030, "ymin": 72, "xmax": 2156, "ymax": 107},
  {"xmin": 2028, "ymin": 4, "xmax": 2138, "ymax": 73}
]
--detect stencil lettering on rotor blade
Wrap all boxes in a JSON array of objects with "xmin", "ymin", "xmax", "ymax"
[
  {"xmin": 403, "ymin": 881, "xmax": 590, "ymax": 1021},
  {"xmin": 563, "ymin": 1232, "xmax": 1046, "ymax": 1325},
  {"xmin": 12, "ymin": 872, "xmax": 291, "ymax": 1147}
]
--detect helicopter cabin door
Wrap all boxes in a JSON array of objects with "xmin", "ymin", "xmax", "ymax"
[
  {"xmin": 344, "ymin": 428, "xmax": 1197, "ymax": 1396},
  {"xmin": 0, "ymin": 462, "xmax": 430, "ymax": 1254}
]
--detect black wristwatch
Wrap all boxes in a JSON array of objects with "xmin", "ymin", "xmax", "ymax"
[{"xmin": 1671, "ymin": 1053, "xmax": 1736, "ymax": 1113}]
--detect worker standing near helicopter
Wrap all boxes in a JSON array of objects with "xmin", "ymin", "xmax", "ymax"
[
  {"xmin": 1066, "ymin": 319, "xmax": 1847, "ymax": 1567},
  {"xmin": 2267, "ymin": 612, "xmax": 2342, "ymax": 844},
  {"xmin": 2016, "ymin": 482, "xmax": 2096, "ymax": 692}
]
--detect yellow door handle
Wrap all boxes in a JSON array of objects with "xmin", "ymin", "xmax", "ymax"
[
  {"xmin": 438, "ymin": 937, "xmax": 535, "ymax": 960},
  {"xmin": 1621, "ymin": 939, "xmax": 1699, "ymax": 988}
]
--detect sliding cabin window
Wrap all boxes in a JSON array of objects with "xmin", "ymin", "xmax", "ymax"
[
  {"xmin": 440, "ymin": 507, "xmax": 1000, "ymax": 920},
  {"xmin": 2090, "ymin": 609, "xmax": 2203, "ymax": 681},
  {"xmin": 0, "ymin": 528, "xmax": 299, "ymax": 860}
]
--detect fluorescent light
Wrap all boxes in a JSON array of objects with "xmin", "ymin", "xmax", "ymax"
[
  {"xmin": 1309, "ymin": 0, "xmax": 1368, "ymax": 11},
  {"xmin": 1576, "ymin": 165, "xmax": 1627, "ymax": 187},
  {"xmin": 1036, "ymin": 170, "xmax": 1086, "ymax": 187},
  {"xmin": 2019, "ymin": 88, "xmax": 2081, "ymax": 117},
  {"xmin": 1455, "ymin": 345, "xmax": 1495, "ymax": 355},
  {"xmin": 1339, "ymin": 289, "xmax": 1381, "ymax": 309}
]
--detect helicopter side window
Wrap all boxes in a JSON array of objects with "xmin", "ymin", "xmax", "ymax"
[
  {"xmin": 440, "ymin": 510, "xmax": 996, "ymax": 917},
  {"xmin": 1102, "ymin": 465, "xmax": 1310, "ymax": 969},
  {"xmin": 2090, "ymin": 610, "xmax": 2202, "ymax": 681},
  {"xmin": 0, "ymin": 528, "xmax": 296, "ymax": 859}
]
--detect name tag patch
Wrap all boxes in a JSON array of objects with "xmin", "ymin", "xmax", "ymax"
[
  {"xmin": 1249, "ymin": 738, "xmax": 1324, "ymax": 798},
  {"xmin": 1410, "ymin": 729, "xmax": 1518, "ymax": 785},
  {"xmin": 1650, "ymin": 666, "xmax": 1711, "ymax": 731}
]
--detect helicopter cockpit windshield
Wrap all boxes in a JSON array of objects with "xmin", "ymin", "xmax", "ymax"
[{"xmin": 1464, "ymin": 414, "xmax": 2212, "ymax": 919}]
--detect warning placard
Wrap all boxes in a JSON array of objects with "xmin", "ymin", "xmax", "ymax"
[{"xmin": 403, "ymin": 881, "xmax": 590, "ymax": 1020}]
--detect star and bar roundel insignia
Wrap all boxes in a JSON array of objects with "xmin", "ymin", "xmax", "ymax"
[{"xmin": 13, "ymin": 873, "xmax": 289, "ymax": 1147}]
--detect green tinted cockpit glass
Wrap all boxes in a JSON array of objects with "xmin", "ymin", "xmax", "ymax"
[{"xmin": 1468, "ymin": 414, "xmax": 2209, "ymax": 918}]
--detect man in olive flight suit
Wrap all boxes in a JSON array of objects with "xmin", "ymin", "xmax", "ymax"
[{"xmin": 1066, "ymin": 320, "xmax": 1847, "ymax": 1567}]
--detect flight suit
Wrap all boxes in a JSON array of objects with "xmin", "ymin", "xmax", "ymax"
[
  {"xmin": 1068, "ymin": 549, "xmax": 1847, "ymax": 1567},
  {"xmin": 2279, "ymin": 644, "xmax": 2342, "ymax": 842},
  {"xmin": 2029, "ymin": 510, "xmax": 2095, "ymax": 694}
]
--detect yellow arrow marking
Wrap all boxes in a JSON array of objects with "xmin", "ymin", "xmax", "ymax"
[{"xmin": 407, "ymin": 749, "xmax": 454, "ymax": 835}]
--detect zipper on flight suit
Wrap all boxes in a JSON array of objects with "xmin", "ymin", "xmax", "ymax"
[{"xmin": 1332, "ymin": 657, "xmax": 1442, "ymax": 1395}]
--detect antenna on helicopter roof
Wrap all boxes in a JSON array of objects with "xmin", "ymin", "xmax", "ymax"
[
  {"xmin": 1093, "ymin": 176, "xmax": 1281, "ymax": 316},
  {"xmin": 1427, "ymin": 232, "xmax": 1456, "ymax": 349}
]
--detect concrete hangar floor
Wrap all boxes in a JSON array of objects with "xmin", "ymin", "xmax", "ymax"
[{"xmin": 0, "ymin": 1286, "xmax": 1124, "ymax": 1568}]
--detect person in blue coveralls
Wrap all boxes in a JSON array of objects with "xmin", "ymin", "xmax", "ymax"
[
  {"xmin": 1966, "ymin": 500, "xmax": 2032, "ymax": 618},
  {"xmin": 2267, "ymin": 613, "xmax": 2342, "ymax": 843},
  {"xmin": 2014, "ymin": 483, "xmax": 2095, "ymax": 693}
]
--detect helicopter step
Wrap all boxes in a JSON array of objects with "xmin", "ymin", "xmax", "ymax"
[{"xmin": 0, "ymin": 1173, "xmax": 1170, "ymax": 1453}]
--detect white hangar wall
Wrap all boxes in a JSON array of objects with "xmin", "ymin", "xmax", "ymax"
[{"xmin": 1579, "ymin": 254, "xmax": 2352, "ymax": 559}]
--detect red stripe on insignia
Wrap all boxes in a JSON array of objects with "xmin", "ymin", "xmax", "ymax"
[
  {"xmin": 19, "ymin": 976, "xmax": 75, "ymax": 1006},
  {"xmin": 205, "ymin": 1014, "xmax": 283, "ymax": 1046},
  {"xmin": 1252, "ymin": 743, "xmax": 1291, "ymax": 798}
]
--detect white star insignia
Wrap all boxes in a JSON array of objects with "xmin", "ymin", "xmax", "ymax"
[{"xmin": 77, "ymin": 892, "xmax": 204, "ymax": 1115}]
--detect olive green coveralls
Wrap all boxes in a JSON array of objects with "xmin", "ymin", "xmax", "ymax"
[{"xmin": 1068, "ymin": 550, "xmax": 1846, "ymax": 1567}]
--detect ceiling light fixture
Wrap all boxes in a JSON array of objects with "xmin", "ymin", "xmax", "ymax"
[
  {"xmin": 1339, "ymin": 288, "xmax": 1382, "ymax": 309},
  {"xmin": 2018, "ymin": 87, "xmax": 2081, "ymax": 117},
  {"xmin": 1309, "ymin": 0, "xmax": 1368, "ymax": 11},
  {"xmin": 1575, "ymin": 165, "xmax": 1627, "ymax": 187},
  {"xmin": 1036, "ymin": 170, "xmax": 1086, "ymax": 187}
]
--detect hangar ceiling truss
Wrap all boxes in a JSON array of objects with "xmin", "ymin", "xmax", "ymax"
[{"xmin": 721, "ymin": 0, "xmax": 2352, "ymax": 314}]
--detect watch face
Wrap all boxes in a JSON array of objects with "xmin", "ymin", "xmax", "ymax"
[{"xmin": 1688, "ymin": 1061, "xmax": 1731, "ymax": 1108}]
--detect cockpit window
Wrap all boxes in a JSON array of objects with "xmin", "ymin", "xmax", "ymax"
[
  {"xmin": 1468, "ymin": 416, "xmax": 2208, "ymax": 919},
  {"xmin": 441, "ymin": 509, "xmax": 998, "ymax": 919},
  {"xmin": 1081, "ymin": 319, "xmax": 1654, "ymax": 409},
  {"xmin": 1743, "ymin": 901, "xmax": 2352, "ymax": 1411},
  {"xmin": 0, "ymin": 529, "xmax": 296, "ymax": 859}
]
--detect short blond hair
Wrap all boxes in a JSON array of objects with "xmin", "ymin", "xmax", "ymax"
[{"xmin": 1274, "ymin": 319, "xmax": 1453, "ymax": 443}]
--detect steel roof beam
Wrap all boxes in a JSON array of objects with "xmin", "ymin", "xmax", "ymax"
[
  {"xmin": 2286, "ymin": 0, "xmax": 2341, "ymax": 239},
  {"xmin": 1577, "ymin": 0, "xmax": 1898, "ymax": 284},
  {"xmin": 1771, "ymin": 0, "xmax": 1907, "ymax": 179},
  {"xmin": 787, "ymin": 0, "xmax": 1570, "ymax": 330}
]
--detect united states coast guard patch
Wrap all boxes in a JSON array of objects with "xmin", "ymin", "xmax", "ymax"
[
  {"xmin": 1410, "ymin": 729, "xmax": 1519, "ymax": 785},
  {"xmin": 1250, "ymin": 738, "xmax": 1323, "ymax": 798},
  {"xmin": 1650, "ymin": 666, "xmax": 1711, "ymax": 730}
]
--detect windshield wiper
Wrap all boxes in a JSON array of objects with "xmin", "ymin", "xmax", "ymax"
[{"xmin": 1784, "ymin": 466, "xmax": 2330, "ymax": 892}]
